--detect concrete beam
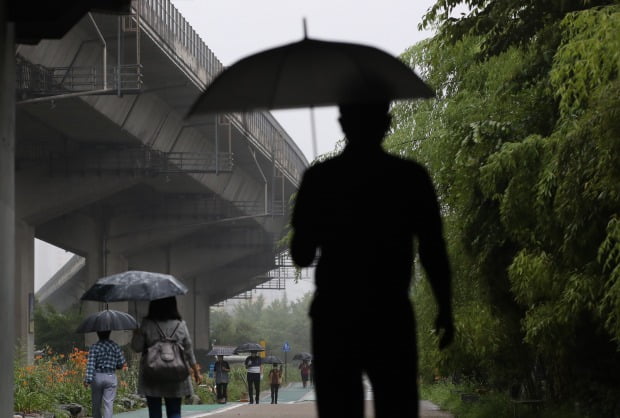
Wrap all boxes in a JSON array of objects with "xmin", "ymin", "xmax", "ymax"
[{"xmin": 16, "ymin": 171, "xmax": 141, "ymax": 225}]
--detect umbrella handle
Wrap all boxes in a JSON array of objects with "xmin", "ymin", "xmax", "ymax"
[{"xmin": 310, "ymin": 106, "xmax": 317, "ymax": 160}]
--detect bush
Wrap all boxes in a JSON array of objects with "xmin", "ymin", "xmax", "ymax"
[
  {"xmin": 420, "ymin": 381, "xmax": 588, "ymax": 418},
  {"xmin": 14, "ymin": 346, "xmax": 142, "ymax": 415}
]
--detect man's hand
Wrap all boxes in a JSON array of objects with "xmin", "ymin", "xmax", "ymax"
[{"xmin": 435, "ymin": 310, "xmax": 455, "ymax": 350}]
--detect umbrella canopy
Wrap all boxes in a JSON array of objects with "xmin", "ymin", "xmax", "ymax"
[
  {"xmin": 81, "ymin": 270, "xmax": 188, "ymax": 302},
  {"xmin": 187, "ymin": 37, "xmax": 434, "ymax": 117},
  {"xmin": 207, "ymin": 346, "xmax": 237, "ymax": 356},
  {"xmin": 234, "ymin": 342, "xmax": 266, "ymax": 354},
  {"xmin": 263, "ymin": 355, "xmax": 283, "ymax": 364},
  {"xmin": 293, "ymin": 352, "xmax": 313, "ymax": 361},
  {"xmin": 76, "ymin": 309, "xmax": 139, "ymax": 333}
]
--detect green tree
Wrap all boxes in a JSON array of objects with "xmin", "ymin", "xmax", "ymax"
[
  {"xmin": 34, "ymin": 303, "xmax": 85, "ymax": 355},
  {"xmin": 210, "ymin": 292, "xmax": 312, "ymax": 356},
  {"xmin": 383, "ymin": 1, "xmax": 620, "ymax": 413}
]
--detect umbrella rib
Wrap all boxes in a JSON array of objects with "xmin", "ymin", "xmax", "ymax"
[{"xmin": 269, "ymin": 43, "xmax": 296, "ymax": 109}]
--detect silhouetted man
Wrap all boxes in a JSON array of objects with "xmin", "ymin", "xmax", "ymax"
[{"xmin": 291, "ymin": 101, "xmax": 454, "ymax": 418}]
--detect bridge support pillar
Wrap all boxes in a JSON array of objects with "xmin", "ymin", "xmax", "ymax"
[
  {"xmin": 105, "ymin": 252, "xmax": 131, "ymax": 346},
  {"xmin": 192, "ymin": 288, "xmax": 210, "ymax": 352},
  {"xmin": 0, "ymin": 17, "xmax": 15, "ymax": 417},
  {"xmin": 15, "ymin": 221, "xmax": 35, "ymax": 363}
]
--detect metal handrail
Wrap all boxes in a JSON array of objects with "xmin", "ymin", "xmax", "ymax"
[
  {"xmin": 135, "ymin": 0, "xmax": 308, "ymax": 184},
  {"xmin": 16, "ymin": 56, "xmax": 143, "ymax": 95}
]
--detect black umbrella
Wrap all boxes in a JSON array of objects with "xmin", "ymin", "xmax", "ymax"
[
  {"xmin": 187, "ymin": 36, "xmax": 434, "ymax": 116},
  {"xmin": 81, "ymin": 270, "xmax": 188, "ymax": 302},
  {"xmin": 263, "ymin": 355, "xmax": 283, "ymax": 364},
  {"xmin": 207, "ymin": 346, "xmax": 237, "ymax": 356},
  {"xmin": 186, "ymin": 34, "xmax": 433, "ymax": 160},
  {"xmin": 293, "ymin": 352, "xmax": 313, "ymax": 361},
  {"xmin": 234, "ymin": 342, "xmax": 265, "ymax": 354},
  {"xmin": 76, "ymin": 309, "xmax": 139, "ymax": 333}
]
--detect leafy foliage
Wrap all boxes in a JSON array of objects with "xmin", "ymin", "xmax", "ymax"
[
  {"xmin": 210, "ymin": 293, "xmax": 312, "ymax": 356},
  {"xmin": 14, "ymin": 347, "xmax": 140, "ymax": 414},
  {"xmin": 385, "ymin": 1, "xmax": 620, "ymax": 414},
  {"xmin": 420, "ymin": 0, "xmax": 615, "ymax": 59},
  {"xmin": 34, "ymin": 303, "xmax": 85, "ymax": 355}
]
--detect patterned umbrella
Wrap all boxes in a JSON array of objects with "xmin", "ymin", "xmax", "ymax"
[
  {"xmin": 234, "ymin": 342, "xmax": 265, "ymax": 354},
  {"xmin": 80, "ymin": 270, "xmax": 188, "ymax": 302},
  {"xmin": 75, "ymin": 309, "xmax": 138, "ymax": 333}
]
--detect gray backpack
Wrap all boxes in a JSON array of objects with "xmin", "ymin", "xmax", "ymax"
[{"xmin": 143, "ymin": 321, "xmax": 190, "ymax": 382}]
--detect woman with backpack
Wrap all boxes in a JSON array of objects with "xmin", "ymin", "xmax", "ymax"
[{"xmin": 131, "ymin": 296, "xmax": 202, "ymax": 418}]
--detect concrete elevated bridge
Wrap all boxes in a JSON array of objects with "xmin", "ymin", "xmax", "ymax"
[{"xmin": 12, "ymin": 0, "xmax": 308, "ymax": 361}]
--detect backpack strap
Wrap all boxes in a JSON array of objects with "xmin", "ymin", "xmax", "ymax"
[
  {"xmin": 154, "ymin": 320, "xmax": 182, "ymax": 341},
  {"xmin": 168, "ymin": 321, "xmax": 182, "ymax": 339}
]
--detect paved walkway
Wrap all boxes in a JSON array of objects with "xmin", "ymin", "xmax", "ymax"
[{"xmin": 114, "ymin": 382, "xmax": 453, "ymax": 417}]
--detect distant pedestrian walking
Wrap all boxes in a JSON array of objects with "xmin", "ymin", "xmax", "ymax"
[
  {"xmin": 214, "ymin": 355, "xmax": 230, "ymax": 403},
  {"xmin": 83, "ymin": 330, "xmax": 126, "ymax": 418},
  {"xmin": 244, "ymin": 351, "xmax": 262, "ymax": 404},
  {"xmin": 299, "ymin": 360, "xmax": 311, "ymax": 388},
  {"xmin": 268, "ymin": 364, "xmax": 283, "ymax": 404}
]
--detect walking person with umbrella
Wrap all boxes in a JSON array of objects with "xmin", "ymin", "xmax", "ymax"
[
  {"xmin": 268, "ymin": 362, "xmax": 283, "ymax": 404},
  {"xmin": 299, "ymin": 359, "xmax": 311, "ymax": 388},
  {"xmin": 243, "ymin": 349, "xmax": 263, "ymax": 404},
  {"xmin": 291, "ymin": 101, "xmax": 454, "ymax": 418},
  {"xmin": 187, "ymin": 32, "xmax": 454, "ymax": 417},
  {"xmin": 83, "ymin": 330, "xmax": 127, "ymax": 418},
  {"xmin": 263, "ymin": 355, "xmax": 283, "ymax": 404},
  {"xmin": 131, "ymin": 297, "xmax": 202, "ymax": 418},
  {"xmin": 76, "ymin": 309, "xmax": 137, "ymax": 418},
  {"xmin": 213, "ymin": 355, "xmax": 231, "ymax": 404}
]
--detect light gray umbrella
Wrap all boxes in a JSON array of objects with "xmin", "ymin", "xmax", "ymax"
[
  {"xmin": 80, "ymin": 270, "xmax": 188, "ymax": 302},
  {"xmin": 207, "ymin": 346, "xmax": 237, "ymax": 356},
  {"xmin": 76, "ymin": 309, "xmax": 139, "ymax": 333}
]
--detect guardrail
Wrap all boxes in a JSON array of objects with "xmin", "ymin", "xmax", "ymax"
[
  {"xmin": 136, "ymin": 0, "xmax": 308, "ymax": 184},
  {"xmin": 16, "ymin": 54, "xmax": 142, "ymax": 97}
]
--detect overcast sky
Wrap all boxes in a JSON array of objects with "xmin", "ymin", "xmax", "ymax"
[
  {"xmin": 172, "ymin": 0, "xmax": 438, "ymax": 160},
  {"xmin": 36, "ymin": 1, "xmax": 441, "ymax": 291}
]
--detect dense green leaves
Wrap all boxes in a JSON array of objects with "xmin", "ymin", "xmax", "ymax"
[
  {"xmin": 386, "ymin": 1, "xmax": 620, "ymax": 412},
  {"xmin": 34, "ymin": 304, "xmax": 85, "ymax": 355},
  {"xmin": 551, "ymin": 6, "xmax": 620, "ymax": 117}
]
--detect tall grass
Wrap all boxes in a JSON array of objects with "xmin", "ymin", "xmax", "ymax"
[{"xmin": 421, "ymin": 381, "xmax": 584, "ymax": 418}]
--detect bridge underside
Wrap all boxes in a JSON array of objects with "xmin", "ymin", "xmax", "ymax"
[{"xmin": 12, "ymin": 3, "xmax": 306, "ymax": 359}]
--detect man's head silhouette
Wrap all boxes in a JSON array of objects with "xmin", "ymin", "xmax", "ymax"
[{"xmin": 338, "ymin": 101, "xmax": 391, "ymax": 147}]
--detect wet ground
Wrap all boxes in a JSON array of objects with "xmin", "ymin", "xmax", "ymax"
[{"xmin": 114, "ymin": 382, "xmax": 453, "ymax": 417}]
